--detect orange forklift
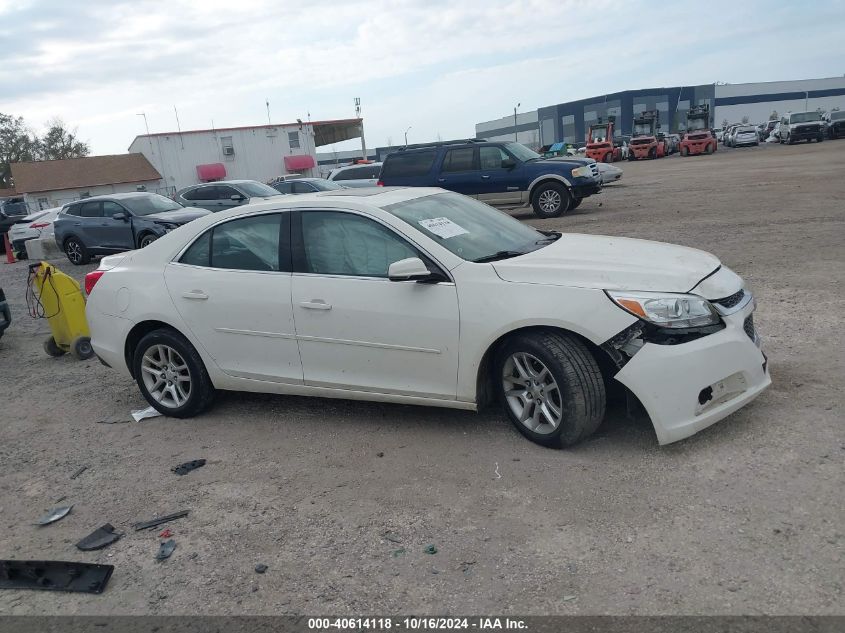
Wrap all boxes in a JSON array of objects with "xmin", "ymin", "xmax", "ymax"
[
  {"xmin": 679, "ymin": 104, "xmax": 717, "ymax": 156},
  {"xmin": 627, "ymin": 110, "xmax": 668, "ymax": 160},
  {"xmin": 585, "ymin": 116, "xmax": 621, "ymax": 163}
]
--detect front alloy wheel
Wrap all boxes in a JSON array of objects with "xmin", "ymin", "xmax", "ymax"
[
  {"xmin": 502, "ymin": 352, "xmax": 563, "ymax": 434},
  {"xmin": 531, "ymin": 182, "xmax": 570, "ymax": 218}
]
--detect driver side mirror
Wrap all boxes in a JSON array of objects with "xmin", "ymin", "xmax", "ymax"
[
  {"xmin": 388, "ymin": 257, "xmax": 436, "ymax": 282},
  {"xmin": 231, "ymin": 194, "xmax": 246, "ymax": 202},
  {"xmin": 501, "ymin": 158, "xmax": 517, "ymax": 169},
  {"xmin": 112, "ymin": 212, "xmax": 127, "ymax": 221}
]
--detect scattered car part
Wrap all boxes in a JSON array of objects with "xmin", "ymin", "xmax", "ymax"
[
  {"xmin": 254, "ymin": 563, "xmax": 268, "ymax": 574},
  {"xmin": 36, "ymin": 505, "xmax": 73, "ymax": 526},
  {"xmin": 0, "ymin": 560, "xmax": 113, "ymax": 594},
  {"xmin": 131, "ymin": 405, "xmax": 162, "ymax": 422},
  {"xmin": 171, "ymin": 459, "xmax": 206, "ymax": 476},
  {"xmin": 69, "ymin": 465, "xmax": 88, "ymax": 480},
  {"xmin": 76, "ymin": 524, "xmax": 121, "ymax": 551},
  {"xmin": 133, "ymin": 510, "xmax": 189, "ymax": 531},
  {"xmin": 155, "ymin": 539, "xmax": 177, "ymax": 560},
  {"xmin": 159, "ymin": 528, "xmax": 173, "ymax": 538}
]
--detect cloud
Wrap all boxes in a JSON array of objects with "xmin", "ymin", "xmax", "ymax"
[{"xmin": 1, "ymin": 0, "xmax": 843, "ymax": 155}]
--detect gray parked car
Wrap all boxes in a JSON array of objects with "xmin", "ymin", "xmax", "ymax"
[
  {"xmin": 53, "ymin": 193, "xmax": 211, "ymax": 265},
  {"xmin": 175, "ymin": 180, "xmax": 282, "ymax": 212},
  {"xmin": 270, "ymin": 177, "xmax": 344, "ymax": 194},
  {"xmin": 326, "ymin": 163, "xmax": 383, "ymax": 188}
]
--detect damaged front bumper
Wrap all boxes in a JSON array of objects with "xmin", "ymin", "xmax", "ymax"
[{"xmin": 606, "ymin": 294, "xmax": 770, "ymax": 445}]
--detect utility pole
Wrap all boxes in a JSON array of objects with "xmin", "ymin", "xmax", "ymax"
[
  {"xmin": 355, "ymin": 97, "xmax": 367, "ymax": 160},
  {"xmin": 266, "ymin": 99, "xmax": 271, "ymax": 125},
  {"xmin": 404, "ymin": 126, "xmax": 412, "ymax": 145},
  {"xmin": 173, "ymin": 106, "xmax": 184, "ymax": 149},
  {"xmin": 513, "ymin": 103, "xmax": 521, "ymax": 141},
  {"xmin": 805, "ymin": 91, "xmax": 809, "ymax": 111}
]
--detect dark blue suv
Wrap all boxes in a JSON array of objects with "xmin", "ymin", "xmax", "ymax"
[{"xmin": 378, "ymin": 139, "xmax": 601, "ymax": 218}]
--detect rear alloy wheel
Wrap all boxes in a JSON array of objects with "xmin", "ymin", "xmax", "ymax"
[
  {"xmin": 133, "ymin": 329, "xmax": 215, "ymax": 417},
  {"xmin": 531, "ymin": 182, "xmax": 570, "ymax": 218},
  {"xmin": 64, "ymin": 238, "xmax": 91, "ymax": 265},
  {"xmin": 139, "ymin": 233, "xmax": 158, "ymax": 248},
  {"xmin": 495, "ymin": 331, "xmax": 605, "ymax": 448}
]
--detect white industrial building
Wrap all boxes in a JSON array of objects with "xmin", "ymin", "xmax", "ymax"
[
  {"xmin": 476, "ymin": 76, "xmax": 845, "ymax": 145},
  {"xmin": 128, "ymin": 119, "xmax": 364, "ymax": 193}
]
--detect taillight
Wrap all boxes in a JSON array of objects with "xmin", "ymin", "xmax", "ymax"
[
  {"xmin": 84, "ymin": 270, "xmax": 105, "ymax": 295},
  {"xmin": 30, "ymin": 222, "xmax": 50, "ymax": 229},
  {"xmin": 376, "ymin": 180, "xmax": 384, "ymax": 186}
]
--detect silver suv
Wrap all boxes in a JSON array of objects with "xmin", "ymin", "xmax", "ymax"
[{"xmin": 175, "ymin": 180, "xmax": 282, "ymax": 212}]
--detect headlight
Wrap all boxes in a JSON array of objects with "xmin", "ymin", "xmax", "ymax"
[
  {"xmin": 571, "ymin": 166, "xmax": 593, "ymax": 178},
  {"xmin": 157, "ymin": 222, "xmax": 178, "ymax": 233},
  {"xmin": 606, "ymin": 290, "xmax": 720, "ymax": 328}
]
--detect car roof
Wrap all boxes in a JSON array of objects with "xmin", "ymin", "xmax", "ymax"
[
  {"xmin": 332, "ymin": 162, "xmax": 383, "ymax": 170},
  {"xmin": 276, "ymin": 177, "xmax": 326, "ymax": 183},
  {"xmin": 64, "ymin": 192, "xmax": 165, "ymax": 204}
]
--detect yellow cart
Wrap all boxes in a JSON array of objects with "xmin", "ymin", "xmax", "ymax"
[{"xmin": 27, "ymin": 261, "xmax": 95, "ymax": 360}]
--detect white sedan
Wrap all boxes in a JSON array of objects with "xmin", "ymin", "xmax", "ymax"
[
  {"xmin": 597, "ymin": 163, "xmax": 623, "ymax": 184},
  {"xmin": 85, "ymin": 188, "xmax": 770, "ymax": 447},
  {"xmin": 9, "ymin": 207, "xmax": 61, "ymax": 257}
]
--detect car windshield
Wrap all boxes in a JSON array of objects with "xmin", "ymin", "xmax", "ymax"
[
  {"xmin": 384, "ymin": 192, "xmax": 549, "ymax": 262},
  {"xmin": 790, "ymin": 112, "xmax": 821, "ymax": 123},
  {"xmin": 503, "ymin": 142, "xmax": 541, "ymax": 162},
  {"xmin": 311, "ymin": 179, "xmax": 344, "ymax": 191},
  {"xmin": 238, "ymin": 181, "xmax": 283, "ymax": 197},
  {"xmin": 122, "ymin": 194, "xmax": 183, "ymax": 216}
]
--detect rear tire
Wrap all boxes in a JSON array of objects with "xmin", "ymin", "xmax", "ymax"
[
  {"xmin": 64, "ymin": 237, "xmax": 91, "ymax": 265},
  {"xmin": 133, "ymin": 328, "xmax": 215, "ymax": 418},
  {"xmin": 494, "ymin": 331, "xmax": 605, "ymax": 448},
  {"xmin": 604, "ymin": 152, "xmax": 612, "ymax": 163},
  {"xmin": 44, "ymin": 336, "xmax": 65, "ymax": 357},
  {"xmin": 680, "ymin": 146, "xmax": 689, "ymax": 156},
  {"xmin": 531, "ymin": 182, "xmax": 570, "ymax": 218}
]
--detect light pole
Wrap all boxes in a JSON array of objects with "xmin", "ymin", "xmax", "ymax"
[
  {"xmin": 513, "ymin": 103, "xmax": 521, "ymax": 141},
  {"xmin": 137, "ymin": 112, "xmax": 153, "ymax": 156},
  {"xmin": 805, "ymin": 91, "xmax": 809, "ymax": 111},
  {"xmin": 405, "ymin": 126, "xmax": 412, "ymax": 145}
]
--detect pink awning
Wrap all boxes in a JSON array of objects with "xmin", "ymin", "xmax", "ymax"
[
  {"xmin": 196, "ymin": 163, "xmax": 226, "ymax": 181},
  {"xmin": 284, "ymin": 154, "xmax": 316, "ymax": 171}
]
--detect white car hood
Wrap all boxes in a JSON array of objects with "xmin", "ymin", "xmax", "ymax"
[{"xmin": 492, "ymin": 234, "xmax": 731, "ymax": 297}]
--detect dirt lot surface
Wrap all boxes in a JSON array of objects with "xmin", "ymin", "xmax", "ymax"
[{"xmin": 0, "ymin": 141, "xmax": 843, "ymax": 616}]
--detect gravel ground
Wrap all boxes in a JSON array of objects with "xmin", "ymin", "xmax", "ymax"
[{"xmin": 0, "ymin": 141, "xmax": 842, "ymax": 615}]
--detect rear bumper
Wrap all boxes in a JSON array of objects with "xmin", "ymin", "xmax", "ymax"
[
  {"xmin": 86, "ymin": 307, "xmax": 135, "ymax": 378},
  {"xmin": 614, "ymin": 302, "xmax": 770, "ymax": 445}
]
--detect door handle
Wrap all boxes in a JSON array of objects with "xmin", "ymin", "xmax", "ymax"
[
  {"xmin": 74, "ymin": 222, "xmax": 82, "ymax": 226},
  {"xmin": 182, "ymin": 291, "xmax": 209, "ymax": 300},
  {"xmin": 299, "ymin": 300, "xmax": 332, "ymax": 310},
  {"xmin": 437, "ymin": 178, "xmax": 446, "ymax": 182},
  {"xmin": 481, "ymin": 175, "xmax": 491, "ymax": 179}
]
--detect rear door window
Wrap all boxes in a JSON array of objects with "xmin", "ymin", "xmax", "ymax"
[
  {"xmin": 381, "ymin": 151, "xmax": 437, "ymax": 178},
  {"xmin": 184, "ymin": 186, "xmax": 217, "ymax": 201},
  {"xmin": 79, "ymin": 202, "xmax": 103, "ymax": 218},
  {"xmin": 441, "ymin": 148, "xmax": 476, "ymax": 173}
]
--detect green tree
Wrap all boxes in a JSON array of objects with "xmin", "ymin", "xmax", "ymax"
[
  {"xmin": 0, "ymin": 113, "xmax": 39, "ymax": 188},
  {"xmin": 39, "ymin": 118, "xmax": 90, "ymax": 161}
]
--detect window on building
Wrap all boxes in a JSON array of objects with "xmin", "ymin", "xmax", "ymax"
[
  {"xmin": 37, "ymin": 198, "xmax": 49, "ymax": 210},
  {"xmin": 221, "ymin": 136, "xmax": 234, "ymax": 156},
  {"xmin": 288, "ymin": 131, "xmax": 300, "ymax": 149}
]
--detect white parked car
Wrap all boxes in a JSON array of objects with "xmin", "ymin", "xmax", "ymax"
[
  {"xmin": 9, "ymin": 207, "xmax": 61, "ymax": 258},
  {"xmin": 85, "ymin": 188, "xmax": 770, "ymax": 447},
  {"xmin": 597, "ymin": 162, "xmax": 623, "ymax": 184},
  {"xmin": 327, "ymin": 162, "xmax": 383, "ymax": 188}
]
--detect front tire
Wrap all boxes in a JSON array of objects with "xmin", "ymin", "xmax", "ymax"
[
  {"xmin": 494, "ymin": 331, "xmax": 605, "ymax": 448},
  {"xmin": 133, "ymin": 329, "xmax": 215, "ymax": 418},
  {"xmin": 138, "ymin": 233, "xmax": 158, "ymax": 248},
  {"xmin": 531, "ymin": 182, "xmax": 570, "ymax": 218},
  {"xmin": 64, "ymin": 237, "xmax": 91, "ymax": 265}
]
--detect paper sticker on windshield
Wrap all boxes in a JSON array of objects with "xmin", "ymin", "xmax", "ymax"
[{"xmin": 418, "ymin": 217, "xmax": 469, "ymax": 239}]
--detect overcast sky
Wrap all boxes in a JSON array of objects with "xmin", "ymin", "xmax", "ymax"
[{"xmin": 2, "ymin": 0, "xmax": 844, "ymax": 156}]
